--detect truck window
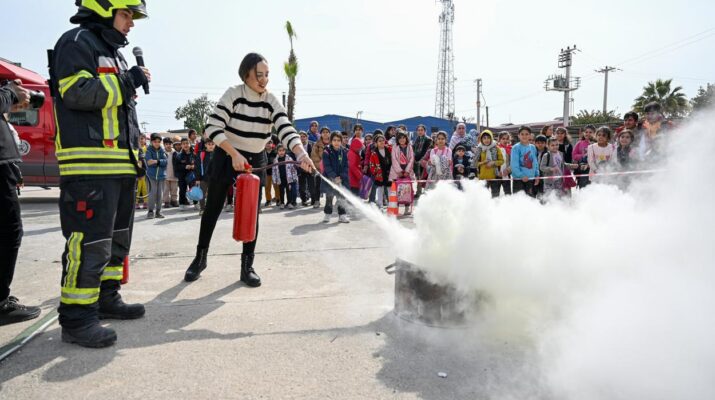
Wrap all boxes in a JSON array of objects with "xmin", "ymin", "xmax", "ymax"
[{"xmin": 8, "ymin": 109, "xmax": 39, "ymax": 127}]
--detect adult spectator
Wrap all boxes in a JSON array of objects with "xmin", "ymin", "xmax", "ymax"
[
  {"xmin": 615, "ymin": 111, "xmax": 639, "ymax": 140},
  {"xmin": 0, "ymin": 81, "xmax": 41, "ymax": 326},
  {"xmin": 449, "ymin": 123, "xmax": 468, "ymax": 150},
  {"xmin": 307, "ymin": 120, "xmax": 320, "ymax": 143}
]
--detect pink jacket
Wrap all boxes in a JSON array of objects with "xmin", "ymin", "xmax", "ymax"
[
  {"xmin": 389, "ymin": 144, "xmax": 416, "ymax": 181},
  {"xmin": 572, "ymin": 139, "xmax": 591, "ymax": 163}
]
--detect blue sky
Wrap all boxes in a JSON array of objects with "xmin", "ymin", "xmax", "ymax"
[{"xmin": 3, "ymin": 0, "xmax": 714, "ymax": 131}]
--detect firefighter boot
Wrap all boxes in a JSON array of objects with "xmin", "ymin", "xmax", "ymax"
[
  {"xmin": 240, "ymin": 254, "xmax": 261, "ymax": 287},
  {"xmin": 98, "ymin": 282, "xmax": 146, "ymax": 320},
  {"xmin": 62, "ymin": 324, "xmax": 117, "ymax": 348},
  {"xmin": 184, "ymin": 246, "xmax": 208, "ymax": 282}
]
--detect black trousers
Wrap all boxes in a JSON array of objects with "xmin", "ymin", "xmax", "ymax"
[
  {"xmin": 58, "ymin": 177, "xmax": 136, "ymax": 329},
  {"xmin": 298, "ymin": 171, "xmax": 314, "ymax": 203},
  {"xmin": 311, "ymin": 175, "xmax": 322, "ymax": 204},
  {"xmin": 197, "ymin": 148, "xmax": 265, "ymax": 255},
  {"xmin": 279, "ymin": 182, "xmax": 297, "ymax": 206},
  {"xmin": 499, "ymin": 179, "xmax": 512, "ymax": 196},
  {"xmin": 513, "ymin": 179, "xmax": 535, "ymax": 197},
  {"xmin": 0, "ymin": 164, "xmax": 22, "ymax": 302},
  {"xmin": 486, "ymin": 181, "xmax": 501, "ymax": 198},
  {"xmin": 178, "ymin": 176, "xmax": 190, "ymax": 205}
]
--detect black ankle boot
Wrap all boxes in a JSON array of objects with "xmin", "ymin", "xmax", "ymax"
[
  {"xmin": 185, "ymin": 247, "xmax": 209, "ymax": 282},
  {"xmin": 240, "ymin": 254, "xmax": 261, "ymax": 287}
]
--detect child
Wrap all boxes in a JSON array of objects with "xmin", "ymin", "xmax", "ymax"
[
  {"xmin": 533, "ymin": 135, "xmax": 548, "ymax": 198},
  {"xmin": 348, "ymin": 131, "xmax": 364, "ymax": 197},
  {"xmin": 555, "ymin": 127, "xmax": 577, "ymax": 192},
  {"xmin": 174, "ymin": 138, "xmax": 196, "ymax": 208},
  {"xmin": 369, "ymin": 134, "xmax": 392, "ymax": 208},
  {"xmin": 197, "ymin": 139, "xmax": 215, "ymax": 214},
  {"xmin": 162, "ymin": 137, "xmax": 179, "ymax": 208},
  {"xmin": 497, "ymin": 131, "xmax": 513, "ymax": 195},
  {"xmin": 540, "ymin": 138, "xmax": 569, "ymax": 198},
  {"xmin": 614, "ymin": 129, "xmax": 636, "ymax": 171},
  {"xmin": 322, "ymin": 132, "xmax": 350, "ymax": 223},
  {"xmin": 263, "ymin": 141, "xmax": 280, "ymax": 207},
  {"xmin": 272, "ymin": 144, "xmax": 299, "ymax": 209},
  {"xmin": 475, "ymin": 130, "xmax": 505, "ymax": 198},
  {"xmin": 310, "ymin": 127, "xmax": 331, "ymax": 209},
  {"xmin": 452, "ymin": 145, "xmax": 471, "ymax": 180},
  {"xmin": 573, "ymin": 124, "xmax": 595, "ymax": 189},
  {"xmin": 389, "ymin": 130, "xmax": 416, "ymax": 215},
  {"xmin": 424, "ymin": 131, "xmax": 453, "ymax": 189},
  {"xmin": 510, "ymin": 126, "xmax": 539, "ymax": 197},
  {"xmin": 145, "ymin": 133, "xmax": 168, "ymax": 219},
  {"xmin": 587, "ymin": 126, "xmax": 616, "ymax": 183},
  {"xmin": 297, "ymin": 131, "xmax": 315, "ymax": 206},
  {"xmin": 135, "ymin": 134, "xmax": 148, "ymax": 209}
]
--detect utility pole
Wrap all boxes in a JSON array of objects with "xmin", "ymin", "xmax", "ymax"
[
  {"xmin": 356, "ymin": 111, "xmax": 363, "ymax": 125},
  {"xmin": 140, "ymin": 121, "xmax": 149, "ymax": 133},
  {"xmin": 485, "ymin": 106, "xmax": 489, "ymax": 128},
  {"xmin": 544, "ymin": 45, "xmax": 581, "ymax": 127},
  {"xmin": 595, "ymin": 66, "xmax": 619, "ymax": 114},
  {"xmin": 475, "ymin": 79, "xmax": 482, "ymax": 134}
]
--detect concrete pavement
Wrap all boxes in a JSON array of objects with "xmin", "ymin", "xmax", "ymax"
[{"xmin": 0, "ymin": 188, "xmax": 547, "ymax": 399}]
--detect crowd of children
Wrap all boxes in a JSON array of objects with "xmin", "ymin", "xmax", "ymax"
[{"xmin": 135, "ymin": 102, "xmax": 669, "ymax": 223}]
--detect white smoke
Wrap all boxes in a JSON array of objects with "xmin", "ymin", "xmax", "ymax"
[{"xmin": 342, "ymin": 111, "xmax": 715, "ymax": 399}]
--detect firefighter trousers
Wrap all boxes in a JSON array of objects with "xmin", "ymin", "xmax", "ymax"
[{"xmin": 58, "ymin": 177, "xmax": 136, "ymax": 329}]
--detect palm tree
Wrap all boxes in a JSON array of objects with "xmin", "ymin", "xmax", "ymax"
[
  {"xmin": 284, "ymin": 21, "xmax": 298, "ymax": 122},
  {"xmin": 632, "ymin": 79, "xmax": 690, "ymax": 118}
]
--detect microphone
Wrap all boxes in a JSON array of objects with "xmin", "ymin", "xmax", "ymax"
[{"xmin": 132, "ymin": 46, "xmax": 149, "ymax": 95}]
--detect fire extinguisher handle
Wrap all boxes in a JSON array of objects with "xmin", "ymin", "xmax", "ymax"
[{"xmin": 244, "ymin": 163, "xmax": 252, "ymax": 172}]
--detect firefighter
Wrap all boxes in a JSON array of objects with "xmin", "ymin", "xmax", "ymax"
[{"xmin": 50, "ymin": 0, "xmax": 151, "ymax": 348}]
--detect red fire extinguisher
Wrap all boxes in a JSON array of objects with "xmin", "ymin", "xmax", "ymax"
[{"xmin": 233, "ymin": 164, "xmax": 261, "ymax": 242}]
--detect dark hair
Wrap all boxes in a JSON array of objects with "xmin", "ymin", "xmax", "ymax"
[
  {"xmin": 373, "ymin": 129, "xmax": 384, "ymax": 136},
  {"xmin": 596, "ymin": 126, "xmax": 612, "ymax": 140},
  {"xmin": 396, "ymin": 130, "xmax": 408, "ymax": 144},
  {"xmin": 188, "ymin": 129, "xmax": 197, "ymax": 137},
  {"xmin": 643, "ymin": 102, "xmax": 662, "ymax": 114},
  {"xmin": 540, "ymin": 125, "xmax": 552, "ymax": 136},
  {"xmin": 435, "ymin": 131, "xmax": 448, "ymax": 140},
  {"xmin": 547, "ymin": 137, "xmax": 559, "ymax": 146},
  {"xmin": 329, "ymin": 132, "xmax": 342, "ymax": 143},
  {"xmin": 180, "ymin": 138, "xmax": 189, "ymax": 143},
  {"xmin": 320, "ymin": 127, "xmax": 331, "ymax": 134},
  {"xmin": 498, "ymin": 131, "xmax": 511, "ymax": 140},
  {"xmin": 353, "ymin": 124, "xmax": 364, "ymax": 133},
  {"xmin": 276, "ymin": 144, "xmax": 285, "ymax": 151},
  {"xmin": 518, "ymin": 125, "xmax": 532, "ymax": 134},
  {"xmin": 535, "ymin": 134, "xmax": 547, "ymax": 143},
  {"xmin": 150, "ymin": 133, "xmax": 162, "ymax": 141},
  {"xmin": 373, "ymin": 134, "xmax": 385, "ymax": 143},
  {"xmin": 624, "ymin": 111, "xmax": 639, "ymax": 122},
  {"xmin": 385, "ymin": 126, "xmax": 396, "ymax": 138},
  {"xmin": 162, "ymin": 137, "xmax": 173, "ymax": 144},
  {"xmin": 584, "ymin": 124, "xmax": 596, "ymax": 132},
  {"xmin": 416, "ymin": 124, "xmax": 427, "ymax": 131},
  {"xmin": 238, "ymin": 52, "xmax": 267, "ymax": 82}
]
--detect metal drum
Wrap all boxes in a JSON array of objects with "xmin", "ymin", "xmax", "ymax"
[{"xmin": 385, "ymin": 259, "xmax": 483, "ymax": 327}]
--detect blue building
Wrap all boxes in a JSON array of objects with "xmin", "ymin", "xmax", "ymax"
[{"xmin": 293, "ymin": 114, "xmax": 477, "ymax": 137}]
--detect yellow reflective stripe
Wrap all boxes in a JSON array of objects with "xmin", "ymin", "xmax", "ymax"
[
  {"xmin": 58, "ymin": 70, "xmax": 93, "ymax": 97},
  {"xmin": 54, "ymin": 104, "xmax": 62, "ymax": 152},
  {"xmin": 59, "ymin": 163, "xmax": 137, "ymax": 176},
  {"xmin": 56, "ymin": 147, "xmax": 133, "ymax": 161},
  {"xmin": 98, "ymin": 74, "xmax": 122, "ymax": 147},
  {"xmin": 63, "ymin": 232, "xmax": 84, "ymax": 289},
  {"xmin": 61, "ymin": 287, "xmax": 100, "ymax": 305},
  {"xmin": 101, "ymin": 266, "xmax": 124, "ymax": 281}
]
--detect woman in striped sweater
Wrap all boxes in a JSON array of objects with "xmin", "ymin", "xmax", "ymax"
[{"xmin": 184, "ymin": 53, "xmax": 315, "ymax": 286}]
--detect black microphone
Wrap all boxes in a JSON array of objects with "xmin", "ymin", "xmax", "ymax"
[{"xmin": 132, "ymin": 46, "xmax": 149, "ymax": 95}]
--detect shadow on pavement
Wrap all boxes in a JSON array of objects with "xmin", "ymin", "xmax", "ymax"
[
  {"xmin": 23, "ymin": 226, "xmax": 63, "ymax": 237},
  {"xmin": 290, "ymin": 221, "xmax": 333, "ymax": 236},
  {"xmin": 0, "ymin": 281, "xmax": 250, "ymax": 388}
]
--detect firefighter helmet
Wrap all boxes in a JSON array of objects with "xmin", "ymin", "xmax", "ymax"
[{"xmin": 74, "ymin": 0, "xmax": 148, "ymax": 20}]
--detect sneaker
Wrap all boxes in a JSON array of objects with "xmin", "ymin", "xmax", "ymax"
[
  {"xmin": 264, "ymin": 201, "xmax": 271, "ymax": 208},
  {"xmin": 322, "ymin": 214, "xmax": 331, "ymax": 223},
  {"xmin": 171, "ymin": 201, "xmax": 179, "ymax": 208},
  {"xmin": 280, "ymin": 204, "xmax": 285, "ymax": 210},
  {"xmin": 146, "ymin": 210, "xmax": 155, "ymax": 219},
  {"xmin": 287, "ymin": 204, "xmax": 295, "ymax": 210},
  {"xmin": 199, "ymin": 210, "xmax": 204, "ymax": 216},
  {"xmin": 338, "ymin": 215, "xmax": 350, "ymax": 224},
  {"xmin": 0, "ymin": 296, "xmax": 41, "ymax": 326},
  {"xmin": 156, "ymin": 212, "xmax": 166, "ymax": 219},
  {"xmin": 194, "ymin": 204, "xmax": 200, "ymax": 210},
  {"xmin": 313, "ymin": 203, "xmax": 321, "ymax": 209}
]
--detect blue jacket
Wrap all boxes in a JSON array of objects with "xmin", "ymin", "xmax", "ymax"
[
  {"xmin": 322, "ymin": 145, "xmax": 350, "ymax": 195},
  {"xmin": 145, "ymin": 146, "xmax": 168, "ymax": 180},
  {"xmin": 510, "ymin": 143, "xmax": 539, "ymax": 179}
]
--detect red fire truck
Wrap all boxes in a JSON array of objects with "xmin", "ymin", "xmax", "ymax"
[{"xmin": 1, "ymin": 58, "xmax": 59, "ymax": 187}]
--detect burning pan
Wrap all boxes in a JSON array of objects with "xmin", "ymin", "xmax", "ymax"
[{"xmin": 385, "ymin": 259, "xmax": 485, "ymax": 327}]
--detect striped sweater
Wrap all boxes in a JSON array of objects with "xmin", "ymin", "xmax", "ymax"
[{"xmin": 205, "ymin": 84, "xmax": 301, "ymax": 154}]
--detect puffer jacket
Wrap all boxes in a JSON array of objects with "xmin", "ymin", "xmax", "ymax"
[
  {"xmin": 145, "ymin": 145, "xmax": 168, "ymax": 180},
  {"xmin": 348, "ymin": 138, "xmax": 364, "ymax": 189}
]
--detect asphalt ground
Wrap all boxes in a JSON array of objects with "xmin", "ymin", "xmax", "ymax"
[{"xmin": 0, "ymin": 187, "xmax": 547, "ymax": 400}]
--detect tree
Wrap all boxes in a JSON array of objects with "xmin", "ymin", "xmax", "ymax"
[
  {"xmin": 571, "ymin": 109, "xmax": 622, "ymax": 125},
  {"xmin": 690, "ymin": 83, "xmax": 714, "ymax": 113},
  {"xmin": 174, "ymin": 94, "xmax": 216, "ymax": 134},
  {"xmin": 284, "ymin": 21, "xmax": 299, "ymax": 122},
  {"xmin": 632, "ymin": 79, "xmax": 690, "ymax": 118}
]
